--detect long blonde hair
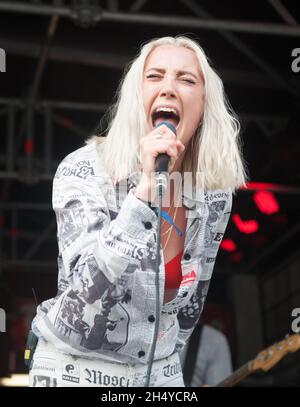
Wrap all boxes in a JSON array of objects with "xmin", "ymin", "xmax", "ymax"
[{"xmin": 87, "ymin": 36, "xmax": 247, "ymax": 191}]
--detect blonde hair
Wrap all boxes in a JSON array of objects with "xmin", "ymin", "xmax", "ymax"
[{"xmin": 87, "ymin": 36, "xmax": 247, "ymax": 191}]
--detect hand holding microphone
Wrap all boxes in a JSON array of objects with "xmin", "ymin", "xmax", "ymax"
[
  {"xmin": 155, "ymin": 122, "xmax": 177, "ymax": 195},
  {"xmin": 135, "ymin": 122, "xmax": 185, "ymax": 202}
]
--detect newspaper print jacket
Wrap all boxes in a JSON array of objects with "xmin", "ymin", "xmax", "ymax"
[{"xmin": 32, "ymin": 142, "xmax": 232, "ymax": 365}]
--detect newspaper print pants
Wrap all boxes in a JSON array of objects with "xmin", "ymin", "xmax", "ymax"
[{"xmin": 28, "ymin": 340, "xmax": 185, "ymax": 387}]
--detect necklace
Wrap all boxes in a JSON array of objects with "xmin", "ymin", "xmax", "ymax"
[
  {"xmin": 162, "ymin": 224, "xmax": 172, "ymax": 236},
  {"xmin": 163, "ymin": 204, "xmax": 179, "ymax": 251},
  {"xmin": 162, "ymin": 207, "xmax": 175, "ymax": 236},
  {"xmin": 161, "ymin": 194, "xmax": 183, "ymax": 238}
]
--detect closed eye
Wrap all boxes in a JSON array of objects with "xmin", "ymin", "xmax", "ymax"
[
  {"xmin": 146, "ymin": 74, "xmax": 162, "ymax": 79},
  {"xmin": 146, "ymin": 74, "xmax": 196, "ymax": 84},
  {"xmin": 181, "ymin": 78, "xmax": 196, "ymax": 84}
]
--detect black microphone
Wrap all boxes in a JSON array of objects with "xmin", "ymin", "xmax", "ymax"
[{"xmin": 155, "ymin": 121, "xmax": 177, "ymax": 195}]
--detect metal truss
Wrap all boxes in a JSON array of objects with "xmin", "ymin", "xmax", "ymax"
[
  {"xmin": 0, "ymin": 93, "xmax": 289, "ymax": 272},
  {"xmin": 1, "ymin": 0, "xmax": 299, "ymax": 99},
  {"xmin": 0, "ymin": 0, "xmax": 300, "ymax": 36},
  {"xmin": 0, "ymin": 97, "xmax": 101, "ymax": 183},
  {"xmin": 0, "ymin": 96, "xmax": 289, "ymax": 183},
  {"xmin": 179, "ymin": 0, "xmax": 299, "ymax": 97},
  {"xmin": 0, "ymin": 0, "xmax": 296, "ymax": 272}
]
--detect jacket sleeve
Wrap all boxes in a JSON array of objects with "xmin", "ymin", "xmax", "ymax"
[
  {"xmin": 176, "ymin": 190, "xmax": 233, "ymax": 352},
  {"xmin": 52, "ymin": 155, "xmax": 158, "ymax": 306}
]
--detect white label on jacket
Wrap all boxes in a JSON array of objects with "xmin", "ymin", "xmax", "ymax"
[{"xmin": 180, "ymin": 260, "xmax": 199, "ymax": 288}]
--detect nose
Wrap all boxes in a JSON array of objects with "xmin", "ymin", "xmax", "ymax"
[{"xmin": 159, "ymin": 76, "xmax": 177, "ymax": 98}]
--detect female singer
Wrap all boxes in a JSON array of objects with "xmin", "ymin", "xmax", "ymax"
[{"xmin": 28, "ymin": 36, "xmax": 246, "ymax": 387}]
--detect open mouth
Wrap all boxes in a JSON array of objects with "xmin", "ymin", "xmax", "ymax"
[{"xmin": 151, "ymin": 107, "xmax": 180, "ymax": 129}]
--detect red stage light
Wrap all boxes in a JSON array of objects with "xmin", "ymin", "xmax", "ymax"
[
  {"xmin": 233, "ymin": 214, "xmax": 259, "ymax": 234},
  {"xmin": 221, "ymin": 239, "xmax": 237, "ymax": 252},
  {"xmin": 241, "ymin": 182, "xmax": 272, "ymax": 191},
  {"xmin": 253, "ymin": 191, "xmax": 279, "ymax": 215},
  {"xmin": 240, "ymin": 182, "xmax": 300, "ymax": 194}
]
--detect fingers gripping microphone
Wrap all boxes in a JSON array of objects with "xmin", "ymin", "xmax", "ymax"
[{"xmin": 155, "ymin": 121, "xmax": 177, "ymax": 196}]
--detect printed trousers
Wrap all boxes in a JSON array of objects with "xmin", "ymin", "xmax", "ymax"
[{"xmin": 29, "ymin": 339, "xmax": 185, "ymax": 387}]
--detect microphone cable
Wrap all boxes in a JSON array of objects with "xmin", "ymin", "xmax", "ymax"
[
  {"xmin": 145, "ymin": 182, "xmax": 164, "ymax": 387},
  {"xmin": 144, "ymin": 121, "xmax": 175, "ymax": 387}
]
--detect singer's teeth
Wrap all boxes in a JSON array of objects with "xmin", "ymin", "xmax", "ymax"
[
  {"xmin": 151, "ymin": 107, "xmax": 180, "ymax": 128},
  {"xmin": 155, "ymin": 107, "xmax": 178, "ymax": 116}
]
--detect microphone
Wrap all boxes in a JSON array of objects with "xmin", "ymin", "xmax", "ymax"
[{"xmin": 155, "ymin": 121, "xmax": 177, "ymax": 196}]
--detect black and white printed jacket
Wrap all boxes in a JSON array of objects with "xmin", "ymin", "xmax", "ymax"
[{"xmin": 32, "ymin": 142, "xmax": 232, "ymax": 365}]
